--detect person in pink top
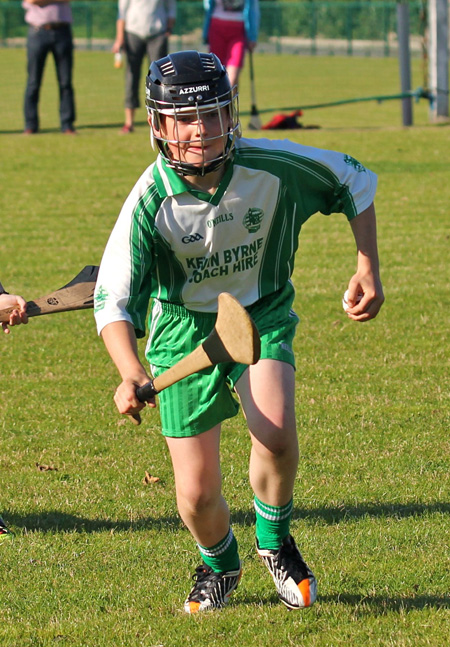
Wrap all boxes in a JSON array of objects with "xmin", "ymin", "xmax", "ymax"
[
  {"xmin": 203, "ymin": 0, "xmax": 259, "ymax": 88},
  {"xmin": 22, "ymin": 0, "xmax": 76, "ymax": 134}
]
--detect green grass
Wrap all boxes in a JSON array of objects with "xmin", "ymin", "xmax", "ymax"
[{"xmin": 1, "ymin": 49, "xmax": 449, "ymax": 646}]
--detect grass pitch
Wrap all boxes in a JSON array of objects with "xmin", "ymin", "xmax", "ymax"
[{"xmin": 1, "ymin": 49, "xmax": 449, "ymax": 646}]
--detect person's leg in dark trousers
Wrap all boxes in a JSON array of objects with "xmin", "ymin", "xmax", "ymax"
[
  {"xmin": 146, "ymin": 33, "xmax": 169, "ymax": 67},
  {"xmin": 52, "ymin": 26, "xmax": 75, "ymax": 132},
  {"xmin": 24, "ymin": 27, "xmax": 49, "ymax": 133},
  {"xmin": 123, "ymin": 31, "xmax": 146, "ymax": 131}
]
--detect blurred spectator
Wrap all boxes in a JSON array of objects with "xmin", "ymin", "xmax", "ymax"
[
  {"xmin": 203, "ymin": 0, "xmax": 260, "ymax": 88},
  {"xmin": 113, "ymin": 0, "xmax": 177, "ymax": 134},
  {"xmin": 22, "ymin": 0, "xmax": 76, "ymax": 135}
]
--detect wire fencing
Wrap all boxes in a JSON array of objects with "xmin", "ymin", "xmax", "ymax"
[{"xmin": 1, "ymin": 0, "xmax": 427, "ymax": 58}]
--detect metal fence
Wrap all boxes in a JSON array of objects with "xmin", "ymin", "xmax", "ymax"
[{"xmin": 0, "ymin": 1, "xmax": 426, "ymax": 57}]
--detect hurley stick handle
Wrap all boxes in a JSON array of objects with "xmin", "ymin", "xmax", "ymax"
[
  {"xmin": 136, "ymin": 379, "xmax": 159, "ymax": 402},
  {"xmin": 125, "ymin": 380, "xmax": 159, "ymax": 426}
]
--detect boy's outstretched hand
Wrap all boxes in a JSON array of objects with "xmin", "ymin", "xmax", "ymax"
[{"xmin": 1, "ymin": 294, "xmax": 28, "ymax": 334}]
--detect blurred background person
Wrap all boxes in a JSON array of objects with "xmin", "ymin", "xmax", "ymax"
[
  {"xmin": 22, "ymin": 0, "xmax": 76, "ymax": 135},
  {"xmin": 112, "ymin": 0, "xmax": 177, "ymax": 134},
  {"xmin": 203, "ymin": 0, "xmax": 259, "ymax": 88}
]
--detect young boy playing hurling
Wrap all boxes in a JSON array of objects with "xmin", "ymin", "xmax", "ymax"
[{"xmin": 94, "ymin": 50, "xmax": 384, "ymax": 613}]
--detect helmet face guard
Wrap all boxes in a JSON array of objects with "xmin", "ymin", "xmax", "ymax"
[{"xmin": 146, "ymin": 51, "xmax": 241, "ymax": 176}]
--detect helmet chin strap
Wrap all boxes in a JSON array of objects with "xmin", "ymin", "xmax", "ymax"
[
  {"xmin": 168, "ymin": 156, "xmax": 228, "ymax": 177},
  {"xmin": 156, "ymin": 137, "xmax": 234, "ymax": 177}
]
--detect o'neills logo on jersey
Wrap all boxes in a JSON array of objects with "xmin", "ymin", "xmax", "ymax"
[
  {"xmin": 206, "ymin": 213, "xmax": 234, "ymax": 228},
  {"xmin": 179, "ymin": 85, "xmax": 210, "ymax": 95},
  {"xmin": 243, "ymin": 208, "xmax": 264, "ymax": 233}
]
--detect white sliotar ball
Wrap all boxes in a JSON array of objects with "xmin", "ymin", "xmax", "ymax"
[{"xmin": 342, "ymin": 290, "xmax": 363, "ymax": 311}]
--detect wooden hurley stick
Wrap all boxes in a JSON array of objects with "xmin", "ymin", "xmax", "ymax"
[
  {"xmin": 0, "ymin": 266, "xmax": 99, "ymax": 322},
  {"xmin": 129, "ymin": 292, "xmax": 261, "ymax": 425}
]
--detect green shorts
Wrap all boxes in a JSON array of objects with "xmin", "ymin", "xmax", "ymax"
[{"xmin": 145, "ymin": 282, "xmax": 299, "ymax": 437}]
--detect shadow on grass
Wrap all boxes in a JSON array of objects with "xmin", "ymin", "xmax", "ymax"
[
  {"xmin": 0, "ymin": 121, "xmax": 149, "ymax": 135},
  {"xmin": 232, "ymin": 502, "xmax": 450, "ymax": 527},
  {"xmin": 292, "ymin": 501, "xmax": 450, "ymax": 524},
  {"xmin": 236, "ymin": 591, "xmax": 450, "ymax": 612},
  {"xmin": 4, "ymin": 510, "xmax": 182, "ymax": 533},
  {"xmin": 5, "ymin": 501, "xmax": 448, "ymax": 534},
  {"xmin": 318, "ymin": 592, "xmax": 450, "ymax": 612}
]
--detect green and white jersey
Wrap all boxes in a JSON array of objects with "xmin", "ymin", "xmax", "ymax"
[{"xmin": 94, "ymin": 137, "xmax": 377, "ymax": 337}]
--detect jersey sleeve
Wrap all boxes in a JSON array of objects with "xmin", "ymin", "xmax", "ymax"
[
  {"xmin": 294, "ymin": 144, "xmax": 377, "ymax": 220},
  {"xmin": 236, "ymin": 138, "xmax": 377, "ymax": 222},
  {"xmin": 94, "ymin": 169, "xmax": 157, "ymax": 339},
  {"xmin": 314, "ymin": 149, "xmax": 378, "ymax": 220}
]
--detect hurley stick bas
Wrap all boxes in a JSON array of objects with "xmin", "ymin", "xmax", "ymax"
[
  {"xmin": 0, "ymin": 266, "xmax": 99, "ymax": 323},
  {"xmin": 129, "ymin": 292, "xmax": 261, "ymax": 425}
]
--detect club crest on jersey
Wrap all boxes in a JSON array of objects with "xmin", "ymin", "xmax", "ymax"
[
  {"xmin": 179, "ymin": 85, "xmax": 210, "ymax": 95},
  {"xmin": 243, "ymin": 208, "xmax": 264, "ymax": 233},
  {"xmin": 344, "ymin": 155, "xmax": 366, "ymax": 172},
  {"xmin": 94, "ymin": 285, "xmax": 109, "ymax": 312}
]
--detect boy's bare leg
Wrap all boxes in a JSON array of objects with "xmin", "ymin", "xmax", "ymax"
[
  {"xmin": 165, "ymin": 425, "xmax": 230, "ymax": 548},
  {"xmin": 166, "ymin": 425, "xmax": 242, "ymax": 613},
  {"xmin": 235, "ymin": 360, "xmax": 317, "ymax": 610},
  {"xmin": 235, "ymin": 360, "xmax": 299, "ymax": 506}
]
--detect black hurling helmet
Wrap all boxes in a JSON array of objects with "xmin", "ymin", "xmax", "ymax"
[{"xmin": 145, "ymin": 50, "xmax": 241, "ymax": 176}]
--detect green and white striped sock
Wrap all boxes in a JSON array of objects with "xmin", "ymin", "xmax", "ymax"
[
  {"xmin": 197, "ymin": 527, "xmax": 240, "ymax": 573},
  {"xmin": 254, "ymin": 496, "xmax": 293, "ymax": 550}
]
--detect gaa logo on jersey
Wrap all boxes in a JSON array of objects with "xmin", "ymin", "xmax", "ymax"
[
  {"xmin": 243, "ymin": 208, "xmax": 264, "ymax": 233},
  {"xmin": 182, "ymin": 233, "xmax": 204, "ymax": 244}
]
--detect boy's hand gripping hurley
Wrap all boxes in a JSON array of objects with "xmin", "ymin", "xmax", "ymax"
[
  {"xmin": 130, "ymin": 292, "xmax": 261, "ymax": 425},
  {"xmin": 0, "ymin": 266, "xmax": 99, "ymax": 322}
]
